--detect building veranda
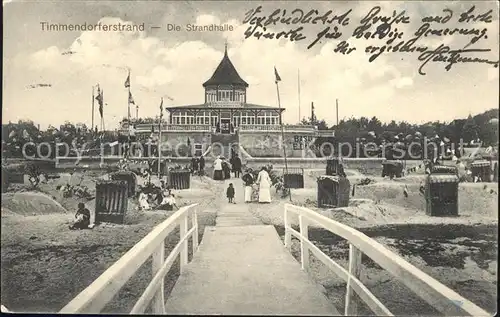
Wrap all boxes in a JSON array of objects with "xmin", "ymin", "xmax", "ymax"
[{"xmin": 120, "ymin": 45, "xmax": 329, "ymax": 158}]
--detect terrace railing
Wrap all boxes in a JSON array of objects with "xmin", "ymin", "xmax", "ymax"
[
  {"xmin": 164, "ymin": 125, "xmax": 211, "ymax": 132},
  {"xmin": 120, "ymin": 123, "xmax": 211, "ymax": 132},
  {"xmin": 59, "ymin": 203, "xmax": 199, "ymax": 314},
  {"xmin": 239, "ymin": 125, "xmax": 281, "ymax": 132},
  {"xmin": 283, "ymin": 203, "xmax": 490, "ymax": 316},
  {"xmin": 239, "ymin": 124, "xmax": 316, "ymax": 132}
]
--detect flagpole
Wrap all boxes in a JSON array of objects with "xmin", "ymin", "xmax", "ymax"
[
  {"xmin": 91, "ymin": 86, "xmax": 95, "ymax": 136},
  {"xmin": 101, "ymin": 91, "xmax": 105, "ymax": 132},
  {"xmin": 127, "ymin": 69, "xmax": 131, "ymax": 158},
  {"xmin": 336, "ymin": 99, "xmax": 339, "ymax": 160},
  {"xmin": 103, "ymin": 104, "xmax": 106, "ymax": 132},
  {"xmin": 336, "ymin": 98, "xmax": 339, "ymax": 126},
  {"xmin": 158, "ymin": 98, "xmax": 163, "ymax": 178},
  {"xmin": 298, "ymin": 69, "xmax": 301, "ymax": 123},
  {"xmin": 275, "ymin": 69, "xmax": 292, "ymax": 202}
]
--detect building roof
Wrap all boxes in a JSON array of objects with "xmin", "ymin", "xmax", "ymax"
[
  {"xmin": 202, "ymin": 46, "xmax": 249, "ymax": 88},
  {"xmin": 165, "ymin": 103, "xmax": 284, "ymax": 111}
]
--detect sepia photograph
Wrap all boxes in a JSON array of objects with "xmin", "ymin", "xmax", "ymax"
[{"xmin": 1, "ymin": 0, "xmax": 499, "ymax": 315}]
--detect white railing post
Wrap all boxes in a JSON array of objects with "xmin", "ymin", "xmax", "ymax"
[
  {"xmin": 345, "ymin": 243, "xmax": 362, "ymax": 316},
  {"xmin": 180, "ymin": 215, "xmax": 189, "ymax": 273},
  {"xmin": 151, "ymin": 241, "xmax": 165, "ymax": 314},
  {"xmin": 192, "ymin": 208, "xmax": 199, "ymax": 252},
  {"xmin": 299, "ymin": 214, "xmax": 309, "ymax": 271},
  {"xmin": 284, "ymin": 205, "xmax": 292, "ymax": 250}
]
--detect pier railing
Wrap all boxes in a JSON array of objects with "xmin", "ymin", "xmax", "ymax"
[
  {"xmin": 59, "ymin": 204, "xmax": 199, "ymax": 314},
  {"xmin": 283, "ymin": 203, "xmax": 490, "ymax": 316}
]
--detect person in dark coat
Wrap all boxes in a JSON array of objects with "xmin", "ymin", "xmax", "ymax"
[
  {"xmin": 191, "ymin": 157, "xmax": 199, "ymax": 175},
  {"xmin": 222, "ymin": 159, "xmax": 231, "ymax": 179},
  {"xmin": 226, "ymin": 183, "xmax": 235, "ymax": 203},
  {"xmin": 199, "ymin": 155, "xmax": 205, "ymax": 173},
  {"xmin": 231, "ymin": 154, "xmax": 242, "ymax": 178}
]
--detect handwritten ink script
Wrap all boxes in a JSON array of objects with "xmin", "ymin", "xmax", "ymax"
[{"xmin": 242, "ymin": 5, "xmax": 499, "ymax": 75}]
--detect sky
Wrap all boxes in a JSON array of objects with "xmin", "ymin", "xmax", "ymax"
[{"xmin": 3, "ymin": 0, "xmax": 499, "ymax": 129}]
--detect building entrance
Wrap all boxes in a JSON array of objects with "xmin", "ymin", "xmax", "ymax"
[{"xmin": 220, "ymin": 119, "xmax": 231, "ymax": 134}]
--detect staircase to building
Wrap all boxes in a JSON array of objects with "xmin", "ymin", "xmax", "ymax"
[{"xmin": 210, "ymin": 132, "xmax": 239, "ymax": 158}]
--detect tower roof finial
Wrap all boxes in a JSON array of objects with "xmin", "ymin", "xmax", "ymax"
[{"xmin": 224, "ymin": 40, "xmax": 228, "ymax": 56}]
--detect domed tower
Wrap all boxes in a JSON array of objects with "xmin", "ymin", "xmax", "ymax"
[{"xmin": 203, "ymin": 43, "xmax": 248, "ymax": 105}]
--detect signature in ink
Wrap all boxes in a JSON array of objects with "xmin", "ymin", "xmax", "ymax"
[{"xmin": 418, "ymin": 44, "xmax": 499, "ymax": 75}]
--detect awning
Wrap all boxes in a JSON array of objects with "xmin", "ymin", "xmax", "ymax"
[
  {"xmin": 471, "ymin": 161, "xmax": 490, "ymax": 167},
  {"xmin": 428, "ymin": 174, "xmax": 459, "ymax": 183}
]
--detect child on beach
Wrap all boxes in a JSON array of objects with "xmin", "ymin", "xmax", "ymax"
[{"xmin": 226, "ymin": 183, "xmax": 235, "ymax": 204}]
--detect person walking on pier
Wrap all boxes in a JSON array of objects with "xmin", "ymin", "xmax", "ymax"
[
  {"xmin": 226, "ymin": 183, "xmax": 235, "ymax": 204},
  {"xmin": 256, "ymin": 166, "xmax": 271, "ymax": 203},
  {"xmin": 213, "ymin": 156, "xmax": 223, "ymax": 180},
  {"xmin": 231, "ymin": 154, "xmax": 242, "ymax": 178},
  {"xmin": 222, "ymin": 158, "xmax": 231, "ymax": 179},
  {"xmin": 199, "ymin": 155, "xmax": 205, "ymax": 175},
  {"xmin": 242, "ymin": 169, "xmax": 254, "ymax": 203},
  {"xmin": 191, "ymin": 156, "xmax": 199, "ymax": 175}
]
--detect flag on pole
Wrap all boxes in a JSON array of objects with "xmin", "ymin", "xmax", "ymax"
[
  {"xmin": 95, "ymin": 86, "xmax": 104, "ymax": 117},
  {"xmin": 159, "ymin": 97, "xmax": 164, "ymax": 118},
  {"xmin": 274, "ymin": 66, "xmax": 281, "ymax": 83},
  {"xmin": 128, "ymin": 91, "xmax": 135, "ymax": 104},
  {"xmin": 99, "ymin": 91, "xmax": 104, "ymax": 117},
  {"xmin": 124, "ymin": 71, "xmax": 130, "ymax": 88}
]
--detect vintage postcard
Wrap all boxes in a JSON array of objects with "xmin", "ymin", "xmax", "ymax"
[{"xmin": 2, "ymin": 0, "xmax": 498, "ymax": 315}]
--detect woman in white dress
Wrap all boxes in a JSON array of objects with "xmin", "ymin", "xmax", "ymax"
[
  {"xmin": 138, "ymin": 191, "xmax": 150, "ymax": 210},
  {"xmin": 256, "ymin": 167, "xmax": 272, "ymax": 203}
]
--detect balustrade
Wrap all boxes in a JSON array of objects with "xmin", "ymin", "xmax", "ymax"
[
  {"xmin": 283, "ymin": 203, "xmax": 489, "ymax": 316},
  {"xmin": 60, "ymin": 204, "xmax": 199, "ymax": 314}
]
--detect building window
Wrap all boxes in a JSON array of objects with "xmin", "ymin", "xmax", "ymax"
[
  {"xmin": 195, "ymin": 111, "xmax": 211, "ymax": 125},
  {"xmin": 233, "ymin": 116, "xmax": 240, "ymax": 126},
  {"xmin": 172, "ymin": 111, "xmax": 195, "ymax": 125},
  {"xmin": 240, "ymin": 112, "xmax": 256, "ymax": 125},
  {"xmin": 256, "ymin": 111, "xmax": 279, "ymax": 125}
]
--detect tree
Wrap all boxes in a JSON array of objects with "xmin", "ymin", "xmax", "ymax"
[
  {"xmin": 300, "ymin": 116, "xmax": 329, "ymax": 130},
  {"xmin": 462, "ymin": 115, "xmax": 479, "ymax": 144},
  {"xmin": 367, "ymin": 116, "xmax": 382, "ymax": 135}
]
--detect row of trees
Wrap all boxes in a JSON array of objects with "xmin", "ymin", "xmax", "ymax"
[
  {"xmin": 301, "ymin": 109, "xmax": 499, "ymax": 147},
  {"xmin": 1, "ymin": 120, "xmax": 121, "ymax": 158},
  {"xmin": 3, "ymin": 109, "xmax": 498, "ymax": 159}
]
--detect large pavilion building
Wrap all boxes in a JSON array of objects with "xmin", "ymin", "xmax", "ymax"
[{"xmin": 121, "ymin": 46, "xmax": 330, "ymax": 158}]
